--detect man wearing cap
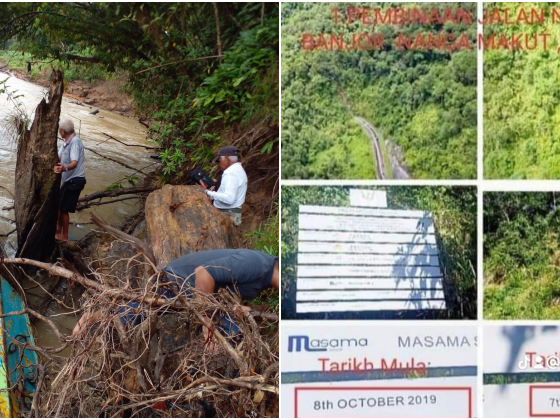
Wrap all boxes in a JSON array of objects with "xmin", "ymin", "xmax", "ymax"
[{"xmin": 199, "ymin": 145, "xmax": 247, "ymax": 227}]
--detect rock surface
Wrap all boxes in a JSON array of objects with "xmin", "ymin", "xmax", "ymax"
[{"xmin": 145, "ymin": 185, "xmax": 241, "ymax": 268}]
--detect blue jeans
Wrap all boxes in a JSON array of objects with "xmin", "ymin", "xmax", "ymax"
[{"xmin": 119, "ymin": 288, "xmax": 241, "ymax": 337}]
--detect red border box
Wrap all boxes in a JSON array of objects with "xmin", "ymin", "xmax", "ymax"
[
  {"xmin": 529, "ymin": 385, "xmax": 560, "ymax": 417},
  {"xmin": 294, "ymin": 386, "xmax": 473, "ymax": 418}
]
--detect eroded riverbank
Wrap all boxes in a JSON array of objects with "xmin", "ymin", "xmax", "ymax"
[{"xmin": 0, "ymin": 71, "xmax": 155, "ymax": 252}]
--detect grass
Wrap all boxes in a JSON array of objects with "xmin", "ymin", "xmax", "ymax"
[
  {"xmin": 244, "ymin": 210, "xmax": 279, "ymax": 315},
  {"xmin": 484, "ymin": 267, "xmax": 560, "ymax": 320}
]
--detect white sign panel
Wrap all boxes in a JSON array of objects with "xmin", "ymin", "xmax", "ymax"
[
  {"xmin": 484, "ymin": 325, "xmax": 560, "ymax": 374},
  {"xmin": 484, "ymin": 325, "xmax": 560, "ymax": 418},
  {"xmin": 297, "ymin": 205, "xmax": 444, "ymax": 313},
  {"xmin": 349, "ymin": 189, "xmax": 387, "ymax": 208},
  {"xmin": 281, "ymin": 325, "xmax": 477, "ymax": 418}
]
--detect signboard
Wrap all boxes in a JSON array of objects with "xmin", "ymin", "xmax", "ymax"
[
  {"xmin": 281, "ymin": 325, "xmax": 478, "ymax": 418},
  {"xmin": 297, "ymin": 205, "xmax": 445, "ymax": 313},
  {"xmin": 349, "ymin": 189, "xmax": 387, "ymax": 208},
  {"xmin": 484, "ymin": 325, "xmax": 560, "ymax": 418}
]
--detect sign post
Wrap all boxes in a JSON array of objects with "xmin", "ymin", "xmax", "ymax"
[{"xmin": 297, "ymin": 204, "xmax": 445, "ymax": 314}]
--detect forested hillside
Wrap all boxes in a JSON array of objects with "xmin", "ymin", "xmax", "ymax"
[
  {"xmin": 281, "ymin": 2, "xmax": 477, "ymax": 179},
  {"xmin": 484, "ymin": 192, "xmax": 560, "ymax": 319},
  {"xmin": 484, "ymin": 2, "xmax": 560, "ymax": 179}
]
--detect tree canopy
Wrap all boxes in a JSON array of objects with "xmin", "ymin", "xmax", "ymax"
[
  {"xmin": 0, "ymin": 2, "xmax": 279, "ymax": 179},
  {"xmin": 484, "ymin": 2, "xmax": 560, "ymax": 179}
]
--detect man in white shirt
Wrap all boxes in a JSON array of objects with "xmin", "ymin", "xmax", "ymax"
[{"xmin": 199, "ymin": 145, "xmax": 247, "ymax": 226}]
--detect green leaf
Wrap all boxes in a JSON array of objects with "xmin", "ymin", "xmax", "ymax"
[{"xmin": 233, "ymin": 76, "xmax": 246, "ymax": 87}]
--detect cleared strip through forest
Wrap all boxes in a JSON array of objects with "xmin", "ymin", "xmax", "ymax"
[{"xmin": 355, "ymin": 117, "xmax": 386, "ymax": 179}]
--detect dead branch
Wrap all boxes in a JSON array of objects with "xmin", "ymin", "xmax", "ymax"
[
  {"xmin": 84, "ymin": 146, "xmax": 146, "ymax": 174},
  {"xmin": 101, "ymin": 132, "xmax": 159, "ymax": 150},
  {"xmin": 0, "ymin": 307, "xmax": 67, "ymax": 342},
  {"xmin": 133, "ymin": 55, "xmax": 224, "ymax": 75},
  {"xmin": 76, "ymin": 196, "xmax": 141, "ymax": 211},
  {"xmin": 3, "ymin": 246, "xmax": 278, "ymax": 417},
  {"xmin": 89, "ymin": 214, "xmax": 157, "ymax": 268},
  {"xmin": 0, "ymin": 228, "xmax": 16, "ymax": 237},
  {"xmin": 78, "ymin": 186, "xmax": 155, "ymax": 204},
  {"xmin": 31, "ymin": 363, "xmax": 46, "ymax": 417},
  {"xmin": 0, "ymin": 184, "xmax": 15, "ymax": 199},
  {"xmin": 248, "ymin": 309, "xmax": 279, "ymax": 322},
  {"xmin": 212, "ymin": 3, "xmax": 223, "ymax": 64},
  {"xmin": 0, "ymin": 215, "xmax": 15, "ymax": 224}
]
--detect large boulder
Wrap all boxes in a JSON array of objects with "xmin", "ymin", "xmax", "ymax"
[{"xmin": 145, "ymin": 185, "xmax": 240, "ymax": 268}]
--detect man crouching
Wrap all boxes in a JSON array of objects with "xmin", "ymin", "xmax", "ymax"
[{"xmin": 53, "ymin": 119, "xmax": 86, "ymax": 241}]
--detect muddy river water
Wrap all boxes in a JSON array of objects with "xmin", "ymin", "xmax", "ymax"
[{"xmin": 0, "ymin": 72, "xmax": 155, "ymax": 349}]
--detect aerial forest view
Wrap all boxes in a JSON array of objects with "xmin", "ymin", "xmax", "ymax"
[
  {"xmin": 484, "ymin": 2, "xmax": 560, "ymax": 179},
  {"xmin": 0, "ymin": 2, "xmax": 279, "ymax": 417},
  {"xmin": 484, "ymin": 192, "xmax": 560, "ymax": 319},
  {"xmin": 281, "ymin": 2, "xmax": 477, "ymax": 180}
]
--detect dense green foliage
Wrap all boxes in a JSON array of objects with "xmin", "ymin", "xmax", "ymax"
[
  {"xmin": 0, "ymin": 2, "xmax": 279, "ymax": 179},
  {"xmin": 281, "ymin": 2, "xmax": 477, "ymax": 179},
  {"xmin": 484, "ymin": 192, "xmax": 560, "ymax": 319},
  {"xmin": 245, "ymin": 208, "xmax": 279, "ymax": 257},
  {"xmin": 0, "ymin": 48, "xmax": 110, "ymax": 83},
  {"xmin": 484, "ymin": 2, "xmax": 560, "ymax": 179},
  {"xmin": 281, "ymin": 186, "xmax": 477, "ymax": 319}
]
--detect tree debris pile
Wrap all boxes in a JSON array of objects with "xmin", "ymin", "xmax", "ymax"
[{"xmin": 3, "ymin": 243, "xmax": 279, "ymax": 418}]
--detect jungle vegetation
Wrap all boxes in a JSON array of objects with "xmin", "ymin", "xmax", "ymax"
[
  {"xmin": 0, "ymin": 2, "xmax": 279, "ymax": 181},
  {"xmin": 281, "ymin": 2, "xmax": 477, "ymax": 179},
  {"xmin": 484, "ymin": 2, "xmax": 560, "ymax": 179},
  {"xmin": 484, "ymin": 192, "xmax": 560, "ymax": 319}
]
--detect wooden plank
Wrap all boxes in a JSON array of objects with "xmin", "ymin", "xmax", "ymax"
[
  {"xmin": 299, "ymin": 214, "xmax": 435, "ymax": 234},
  {"xmin": 298, "ymin": 241, "xmax": 439, "ymax": 255},
  {"xmin": 297, "ymin": 277, "xmax": 444, "ymax": 290},
  {"xmin": 0, "ymin": 279, "xmax": 11, "ymax": 417},
  {"xmin": 349, "ymin": 189, "xmax": 387, "ymax": 207},
  {"xmin": 297, "ymin": 300, "xmax": 446, "ymax": 313},
  {"xmin": 298, "ymin": 253, "xmax": 440, "ymax": 266},
  {"xmin": 299, "ymin": 205, "xmax": 431, "ymax": 219},
  {"xmin": 298, "ymin": 230, "xmax": 437, "ymax": 244},
  {"xmin": 298, "ymin": 265, "xmax": 442, "ymax": 278},
  {"xmin": 1, "ymin": 277, "xmax": 38, "ymax": 399},
  {"xmin": 297, "ymin": 289, "xmax": 445, "ymax": 301}
]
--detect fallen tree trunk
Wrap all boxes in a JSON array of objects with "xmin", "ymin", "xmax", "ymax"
[
  {"xmin": 0, "ymin": 257, "xmax": 249, "ymax": 376},
  {"xmin": 90, "ymin": 213, "xmax": 157, "ymax": 267},
  {"xmin": 14, "ymin": 70, "xmax": 63, "ymax": 260}
]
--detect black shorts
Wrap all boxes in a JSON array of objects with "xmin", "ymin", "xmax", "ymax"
[{"xmin": 60, "ymin": 177, "xmax": 86, "ymax": 213}]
